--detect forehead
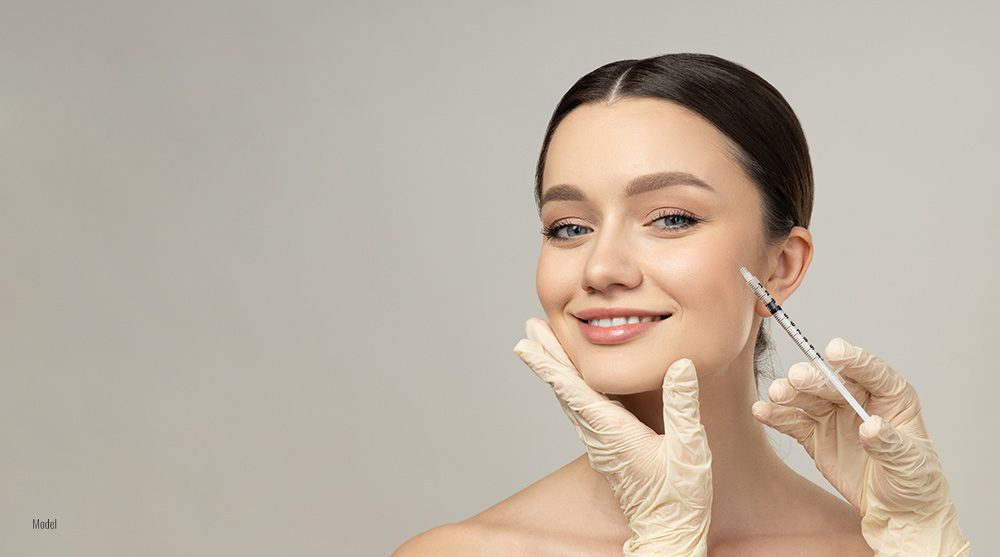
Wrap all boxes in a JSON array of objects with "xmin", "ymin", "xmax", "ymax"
[{"xmin": 542, "ymin": 98, "xmax": 752, "ymax": 203}]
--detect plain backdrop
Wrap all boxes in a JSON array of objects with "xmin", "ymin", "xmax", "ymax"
[{"xmin": 1, "ymin": 1, "xmax": 997, "ymax": 556}]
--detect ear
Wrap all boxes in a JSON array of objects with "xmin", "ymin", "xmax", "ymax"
[{"xmin": 753, "ymin": 226, "xmax": 814, "ymax": 318}]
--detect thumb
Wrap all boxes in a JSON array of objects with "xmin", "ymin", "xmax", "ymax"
[
  {"xmin": 661, "ymin": 358, "xmax": 709, "ymax": 465},
  {"xmin": 859, "ymin": 415, "xmax": 917, "ymax": 472}
]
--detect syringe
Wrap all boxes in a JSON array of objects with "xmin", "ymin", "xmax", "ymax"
[{"xmin": 739, "ymin": 266, "xmax": 872, "ymax": 423}]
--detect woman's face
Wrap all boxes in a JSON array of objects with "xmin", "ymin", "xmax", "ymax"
[{"xmin": 536, "ymin": 97, "xmax": 772, "ymax": 395}]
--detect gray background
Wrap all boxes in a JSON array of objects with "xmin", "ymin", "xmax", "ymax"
[{"xmin": 1, "ymin": 1, "xmax": 997, "ymax": 555}]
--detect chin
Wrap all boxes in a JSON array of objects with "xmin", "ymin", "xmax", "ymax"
[{"xmin": 578, "ymin": 365, "xmax": 666, "ymax": 395}]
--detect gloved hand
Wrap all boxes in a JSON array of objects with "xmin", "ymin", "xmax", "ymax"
[
  {"xmin": 751, "ymin": 337, "xmax": 970, "ymax": 557},
  {"xmin": 512, "ymin": 317, "xmax": 713, "ymax": 557}
]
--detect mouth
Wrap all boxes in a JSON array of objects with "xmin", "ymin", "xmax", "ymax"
[
  {"xmin": 575, "ymin": 314, "xmax": 672, "ymax": 345},
  {"xmin": 575, "ymin": 314, "xmax": 671, "ymax": 327}
]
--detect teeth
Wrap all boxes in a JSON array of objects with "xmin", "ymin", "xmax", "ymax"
[{"xmin": 587, "ymin": 315, "xmax": 667, "ymax": 327}]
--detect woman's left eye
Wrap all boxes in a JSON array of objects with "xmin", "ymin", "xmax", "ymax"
[{"xmin": 651, "ymin": 210, "xmax": 701, "ymax": 231}]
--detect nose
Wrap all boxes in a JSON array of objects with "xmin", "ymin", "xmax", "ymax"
[{"xmin": 581, "ymin": 221, "xmax": 642, "ymax": 294}]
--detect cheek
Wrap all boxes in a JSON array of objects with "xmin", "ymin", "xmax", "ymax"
[
  {"xmin": 649, "ymin": 242, "xmax": 754, "ymax": 344},
  {"xmin": 649, "ymin": 244, "xmax": 737, "ymax": 301},
  {"xmin": 535, "ymin": 250, "xmax": 577, "ymax": 316}
]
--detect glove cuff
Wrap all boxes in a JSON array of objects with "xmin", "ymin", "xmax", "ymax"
[
  {"xmin": 865, "ymin": 501, "xmax": 970, "ymax": 557},
  {"xmin": 623, "ymin": 529, "xmax": 708, "ymax": 557},
  {"xmin": 931, "ymin": 503, "xmax": 970, "ymax": 557},
  {"xmin": 621, "ymin": 490, "xmax": 712, "ymax": 557},
  {"xmin": 946, "ymin": 539, "xmax": 971, "ymax": 557}
]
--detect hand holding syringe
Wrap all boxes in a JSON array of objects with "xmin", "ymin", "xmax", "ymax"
[
  {"xmin": 739, "ymin": 266, "xmax": 871, "ymax": 422},
  {"xmin": 740, "ymin": 265, "xmax": 970, "ymax": 555}
]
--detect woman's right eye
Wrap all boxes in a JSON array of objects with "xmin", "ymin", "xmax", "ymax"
[{"xmin": 541, "ymin": 222, "xmax": 591, "ymax": 242}]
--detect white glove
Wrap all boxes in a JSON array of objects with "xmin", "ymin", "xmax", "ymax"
[
  {"xmin": 513, "ymin": 317, "xmax": 713, "ymax": 557},
  {"xmin": 752, "ymin": 337, "xmax": 970, "ymax": 557}
]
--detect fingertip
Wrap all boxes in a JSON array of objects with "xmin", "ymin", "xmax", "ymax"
[
  {"xmin": 859, "ymin": 414, "xmax": 883, "ymax": 440},
  {"xmin": 751, "ymin": 400, "xmax": 770, "ymax": 421},
  {"xmin": 512, "ymin": 338, "xmax": 537, "ymax": 356},
  {"xmin": 512, "ymin": 339, "xmax": 527, "ymax": 354},
  {"xmin": 664, "ymin": 358, "xmax": 696, "ymax": 388},
  {"xmin": 767, "ymin": 379, "xmax": 791, "ymax": 404},
  {"xmin": 523, "ymin": 316, "xmax": 549, "ymax": 338},
  {"xmin": 826, "ymin": 337, "xmax": 853, "ymax": 360},
  {"xmin": 787, "ymin": 362, "xmax": 813, "ymax": 388},
  {"xmin": 670, "ymin": 357, "xmax": 693, "ymax": 375}
]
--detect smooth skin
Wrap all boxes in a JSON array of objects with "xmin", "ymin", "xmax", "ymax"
[{"xmin": 393, "ymin": 98, "xmax": 873, "ymax": 556}]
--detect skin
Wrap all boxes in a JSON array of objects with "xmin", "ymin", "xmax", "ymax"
[{"xmin": 468, "ymin": 98, "xmax": 872, "ymax": 555}]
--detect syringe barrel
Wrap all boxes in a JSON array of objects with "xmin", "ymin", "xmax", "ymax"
[{"xmin": 770, "ymin": 304, "xmax": 822, "ymax": 361}]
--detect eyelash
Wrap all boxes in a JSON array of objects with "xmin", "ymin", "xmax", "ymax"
[{"xmin": 540, "ymin": 209, "xmax": 702, "ymax": 243}]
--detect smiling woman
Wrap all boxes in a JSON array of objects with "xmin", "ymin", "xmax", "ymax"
[
  {"xmin": 392, "ymin": 53, "xmax": 965, "ymax": 557},
  {"xmin": 533, "ymin": 94, "xmax": 804, "ymax": 399}
]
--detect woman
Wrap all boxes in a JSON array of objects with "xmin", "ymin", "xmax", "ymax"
[{"xmin": 393, "ymin": 53, "xmax": 969, "ymax": 557}]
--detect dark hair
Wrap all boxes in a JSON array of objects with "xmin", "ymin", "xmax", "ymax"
[{"xmin": 534, "ymin": 53, "xmax": 814, "ymax": 393}]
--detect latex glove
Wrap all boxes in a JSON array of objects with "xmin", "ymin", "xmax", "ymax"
[
  {"xmin": 512, "ymin": 317, "xmax": 712, "ymax": 557},
  {"xmin": 751, "ymin": 337, "xmax": 970, "ymax": 557}
]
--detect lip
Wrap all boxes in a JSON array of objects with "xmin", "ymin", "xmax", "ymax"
[
  {"xmin": 573, "ymin": 307, "xmax": 670, "ymax": 321},
  {"xmin": 573, "ymin": 308, "xmax": 672, "ymax": 345}
]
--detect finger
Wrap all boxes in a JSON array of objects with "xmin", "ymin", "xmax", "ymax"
[
  {"xmin": 751, "ymin": 400, "xmax": 816, "ymax": 445},
  {"xmin": 514, "ymin": 326, "xmax": 647, "ymax": 444},
  {"xmin": 662, "ymin": 359, "xmax": 711, "ymax": 466},
  {"xmin": 512, "ymin": 338, "xmax": 608, "ymax": 413},
  {"xmin": 787, "ymin": 361, "xmax": 870, "ymax": 407},
  {"xmin": 511, "ymin": 339, "xmax": 586, "ymax": 438},
  {"xmin": 825, "ymin": 338, "xmax": 913, "ymax": 402},
  {"xmin": 858, "ymin": 414, "xmax": 945, "ymax": 509},
  {"xmin": 859, "ymin": 414, "xmax": 924, "ymax": 475},
  {"xmin": 767, "ymin": 377, "xmax": 835, "ymax": 417},
  {"xmin": 524, "ymin": 317, "xmax": 574, "ymax": 368}
]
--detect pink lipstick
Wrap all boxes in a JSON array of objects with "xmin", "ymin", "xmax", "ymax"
[{"xmin": 573, "ymin": 308, "xmax": 671, "ymax": 345}]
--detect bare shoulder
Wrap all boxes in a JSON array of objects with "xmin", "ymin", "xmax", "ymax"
[
  {"xmin": 390, "ymin": 521, "xmax": 491, "ymax": 557},
  {"xmin": 393, "ymin": 454, "xmax": 627, "ymax": 557},
  {"xmin": 391, "ymin": 518, "xmax": 558, "ymax": 557}
]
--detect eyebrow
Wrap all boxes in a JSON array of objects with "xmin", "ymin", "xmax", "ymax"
[{"xmin": 539, "ymin": 171, "xmax": 718, "ymax": 210}]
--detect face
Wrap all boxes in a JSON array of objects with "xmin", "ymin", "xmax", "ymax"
[{"xmin": 536, "ymin": 97, "xmax": 771, "ymax": 395}]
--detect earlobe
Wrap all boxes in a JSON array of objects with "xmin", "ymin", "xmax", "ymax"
[{"xmin": 753, "ymin": 298, "xmax": 772, "ymax": 318}]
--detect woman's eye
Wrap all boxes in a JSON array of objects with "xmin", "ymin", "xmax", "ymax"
[
  {"xmin": 652, "ymin": 211, "xmax": 701, "ymax": 231},
  {"xmin": 541, "ymin": 222, "xmax": 591, "ymax": 242}
]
